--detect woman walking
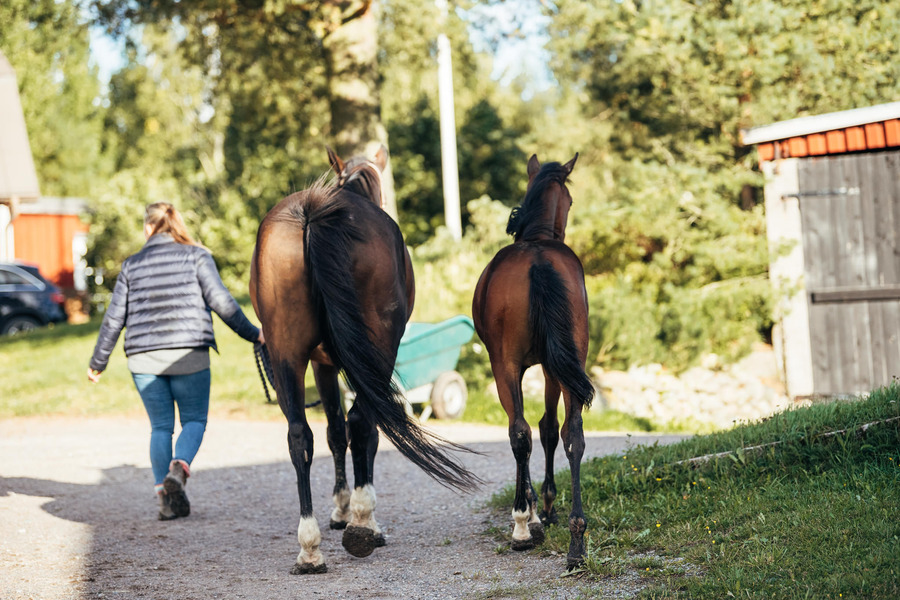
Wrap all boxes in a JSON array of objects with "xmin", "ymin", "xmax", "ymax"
[{"xmin": 88, "ymin": 202, "xmax": 264, "ymax": 520}]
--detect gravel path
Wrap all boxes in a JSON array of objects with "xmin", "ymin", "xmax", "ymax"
[{"xmin": 0, "ymin": 416, "xmax": 685, "ymax": 599}]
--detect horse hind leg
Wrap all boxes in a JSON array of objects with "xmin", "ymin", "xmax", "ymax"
[
  {"xmin": 275, "ymin": 358, "xmax": 327, "ymax": 575},
  {"xmin": 538, "ymin": 370, "xmax": 561, "ymax": 527},
  {"xmin": 312, "ymin": 362, "xmax": 351, "ymax": 530},
  {"xmin": 341, "ymin": 402, "xmax": 384, "ymax": 558},
  {"xmin": 495, "ymin": 361, "xmax": 543, "ymax": 551},
  {"xmin": 561, "ymin": 388, "xmax": 588, "ymax": 571}
]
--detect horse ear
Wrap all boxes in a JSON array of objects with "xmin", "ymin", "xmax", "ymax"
[
  {"xmin": 326, "ymin": 146, "xmax": 345, "ymax": 175},
  {"xmin": 527, "ymin": 154, "xmax": 541, "ymax": 181},
  {"xmin": 563, "ymin": 153, "xmax": 579, "ymax": 176},
  {"xmin": 373, "ymin": 144, "xmax": 389, "ymax": 172}
]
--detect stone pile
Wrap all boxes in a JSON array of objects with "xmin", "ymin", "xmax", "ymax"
[{"xmin": 500, "ymin": 345, "xmax": 792, "ymax": 431}]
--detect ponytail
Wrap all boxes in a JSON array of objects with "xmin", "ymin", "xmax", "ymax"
[{"xmin": 144, "ymin": 202, "xmax": 203, "ymax": 247}]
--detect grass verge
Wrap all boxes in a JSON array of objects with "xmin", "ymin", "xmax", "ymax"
[
  {"xmin": 1, "ymin": 311, "xmax": 671, "ymax": 433},
  {"xmin": 488, "ymin": 385, "xmax": 900, "ymax": 599}
]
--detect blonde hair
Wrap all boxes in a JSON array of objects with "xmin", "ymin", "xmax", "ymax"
[{"xmin": 144, "ymin": 202, "xmax": 202, "ymax": 247}]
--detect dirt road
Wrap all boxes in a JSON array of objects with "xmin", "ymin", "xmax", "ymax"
[{"xmin": 0, "ymin": 416, "xmax": 684, "ymax": 599}]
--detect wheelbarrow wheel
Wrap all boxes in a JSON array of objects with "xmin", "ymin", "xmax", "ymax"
[{"xmin": 430, "ymin": 371, "xmax": 467, "ymax": 419}]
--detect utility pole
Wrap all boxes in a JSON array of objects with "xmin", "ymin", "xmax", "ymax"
[{"xmin": 436, "ymin": 0, "xmax": 462, "ymax": 240}]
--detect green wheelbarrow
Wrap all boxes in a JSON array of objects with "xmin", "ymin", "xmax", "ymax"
[
  {"xmin": 341, "ymin": 315, "xmax": 475, "ymax": 420},
  {"xmin": 393, "ymin": 315, "xmax": 475, "ymax": 421}
]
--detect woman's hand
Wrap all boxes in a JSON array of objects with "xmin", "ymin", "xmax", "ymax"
[
  {"xmin": 258, "ymin": 328, "xmax": 266, "ymax": 345},
  {"xmin": 87, "ymin": 368, "xmax": 102, "ymax": 383}
]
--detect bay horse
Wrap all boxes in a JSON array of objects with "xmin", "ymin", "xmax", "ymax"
[
  {"xmin": 472, "ymin": 153, "xmax": 594, "ymax": 570},
  {"xmin": 250, "ymin": 146, "xmax": 478, "ymax": 574}
]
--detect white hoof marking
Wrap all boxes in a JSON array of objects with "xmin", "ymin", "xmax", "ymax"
[
  {"xmin": 349, "ymin": 484, "xmax": 380, "ymax": 532},
  {"xmin": 296, "ymin": 515, "xmax": 324, "ymax": 566},
  {"xmin": 331, "ymin": 487, "xmax": 351, "ymax": 524},
  {"xmin": 512, "ymin": 508, "xmax": 531, "ymax": 541}
]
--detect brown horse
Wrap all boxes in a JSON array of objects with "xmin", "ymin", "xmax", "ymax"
[
  {"xmin": 250, "ymin": 146, "xmax": 478, "ymax": 574},
  {"xmin": 472, "ymin": 153, "xmax": 594, "ymax": 570}
]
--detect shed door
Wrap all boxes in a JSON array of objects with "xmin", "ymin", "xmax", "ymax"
[{"xmin": 799, "ymin": 150, "xmax": 900, "ymax": 396}]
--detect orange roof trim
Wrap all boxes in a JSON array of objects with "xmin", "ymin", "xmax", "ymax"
[{"xmin": 741, "ymin": 103, "xmax": 900, "ymax": 164}]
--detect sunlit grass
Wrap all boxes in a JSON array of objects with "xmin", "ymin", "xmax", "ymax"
[
  {"xmin": 487, "ymin": 386, "xmax": 900, "ymax": 598},
  {"xmin": 1, "ymin": 305, "xmax": 677, "ymax": 434},
  {"xmin": 0, "ymin": 302, "xmax": 294, "ymax": 420}
]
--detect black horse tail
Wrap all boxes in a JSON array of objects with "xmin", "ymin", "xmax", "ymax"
[
  {"xmin": 302, "ymin": 191, "xmax": 480, "ymax": 492},
  {"xmin": 528, "ymin": 262, "xmax": 594, "ymax": 408}
]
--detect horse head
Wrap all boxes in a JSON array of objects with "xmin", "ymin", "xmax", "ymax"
[
  {"xmin": 509, "ymin": 153, "xmax": 579, "ymax": 242},
  {"xmin": 327, "ymin": 145, "xmax": 388, "ymax": 208}
]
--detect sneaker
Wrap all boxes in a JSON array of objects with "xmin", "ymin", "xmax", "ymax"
[
  {"xmin": 158, "ymin": 491, "xmax": 178, "ymax": 521},
  {"xmin": 163, "ymin": 460, "xmax": 191, "ymax": 517}
]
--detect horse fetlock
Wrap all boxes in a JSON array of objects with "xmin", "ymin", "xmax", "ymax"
[
  {"xmin": 295, "ymin": 516, "xmax": 325, "ymax": 572},
  {"xmin": 511, "ymin": 508, "xmax": 532, "ymax": 544},
  {"xmin": 568, "ymin": 515, "xmax": 587, "ymax": 537},
  {"xmin": 348, "ymin": 484, "xmax": 377, "ymax": 529},
  {"xmin": 539, "ymin": 508, "xmax": 559, "ymax": 526},
  {"xmin": 330, "ymin": 487, "xmax": 351, "ymax": 528}
]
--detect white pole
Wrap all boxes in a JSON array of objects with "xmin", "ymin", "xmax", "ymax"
[{"xmin": 436, "ymin": 0, "xmax": 462, "ymax": 241}]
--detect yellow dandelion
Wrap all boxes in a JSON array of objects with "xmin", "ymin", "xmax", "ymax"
[
  {"xmin": 656, "ymin": 477, "xmax": 661, "ymax": 481},
  {"xmin": 656, "ymin": 523, "xmax": 661, "ymax": 527},
  {"xmin": 712, "ymin": 540, "xmax": 716, "ymax": 544}
]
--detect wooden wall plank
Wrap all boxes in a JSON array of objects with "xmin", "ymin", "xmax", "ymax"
[{"xmin": 868, "ymin": 302, "xmax": 888, "ymax": 386}]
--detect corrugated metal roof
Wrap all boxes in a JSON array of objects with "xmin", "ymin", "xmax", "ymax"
[{"xmin": 0, "ymin": 51, "xmax": 41, "ymax": 202}]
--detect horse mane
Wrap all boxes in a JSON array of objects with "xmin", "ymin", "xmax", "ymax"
[
  {"xmin": 506, "ymin": 162, "xmax": 570, "ymax": 242},
  {"xmin": 340, "ymin": 162, "xmax": 382, "ymax": 206}
]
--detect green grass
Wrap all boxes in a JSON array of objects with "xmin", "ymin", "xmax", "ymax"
[
  {"xmin": 488, "ymin": 385, "xmax": 900, "ymax": 598},
  {"xmin": 0, "ymin": 307, "xmax": 671, "ymax": 433},
  {"xmin": 0, "ymin": 302, "xmax": 298, "ymax": 420}
]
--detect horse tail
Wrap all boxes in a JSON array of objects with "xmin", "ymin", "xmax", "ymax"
[
  {"xmin": 302, "ymin": 191, "xmax": 480, "ymax": 492},
  {"xmin": 528, "ymin": 262, "xmax": 594, "ymax": 407}
]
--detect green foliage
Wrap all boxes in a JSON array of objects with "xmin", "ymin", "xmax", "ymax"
[
  {"xmin": 500, "ymin": 385, "xmax": 900, "ymax": 598},
  {"xmin": 15, "ymin": 0, "xmax": 899, "ymax": 376},
  {"xmin": 534, "ymin": 0, "xmax": 900, "ymax": 370},
  {"xmin": 381, "ymin": 0, "xmax": 530, "ymax": 244},
  {"xmin": 0, "ymin": 0, "xmax": 110, "ymax": 197}
]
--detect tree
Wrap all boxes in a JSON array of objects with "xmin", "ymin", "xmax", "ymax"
[
  {"xmin": 379, "ymin": 0, "xmax": 531, "ymax": 244},
  {"xmin": 0, "ymin": 0, "xmax": 109, "ymax": 198},
  {"xmin": 537, "ymin": 0, "xmax": 900, "ymax": 369},
  {"xmin": 93, "ymin": 0, "xmax": 398, "ymax": 217}
]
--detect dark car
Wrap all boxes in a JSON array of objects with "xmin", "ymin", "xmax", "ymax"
[{"xmin": 0, "ymin": 262, "xmax": 67, "ymax": 335}]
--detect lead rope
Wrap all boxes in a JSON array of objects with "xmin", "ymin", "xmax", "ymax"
[
  {"xmin": 254, "ymin": 342, "xmax": 322, "ymax": 408},
  {"xmin": 253, "ymin": 342, "xmax": 276, "ymax": 404}
]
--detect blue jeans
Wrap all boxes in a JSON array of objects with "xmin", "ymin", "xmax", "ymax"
[{"xmin": 132, "ymin": 370, "xmax": 211, "ymax": 485}]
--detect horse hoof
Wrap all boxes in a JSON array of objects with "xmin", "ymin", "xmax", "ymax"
[
  {"xmin": 374, "ymin": 532, "xmax": 386, "ymax": 547},
  {"xmin": 290, "ymin": 562, "xmax": 328, "ymax": 575},
  {"xmin": 510, "ymin": 537, "xmax": 535, "ymax": 552},
  {"xmin": 528, "ymin": 522, "xmax": 545, "ymax": 546},
  {"xmin": 342, "ymin": 525, "xmax": 377, "ymax": 558},
  {"xmin": 566, "ymin": 555, "xmax": 585, "ymax": 571},
  {"xmin": 329, "ymin": 519, "xmax": 347, "ymax": 530},
  {"xmin": 539, "ymin": 510, "xmax": 558, "ymax": 526}
]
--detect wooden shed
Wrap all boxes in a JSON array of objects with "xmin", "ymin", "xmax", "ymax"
[{"xmin": 741, "ymin": 102, "xmax": 900, "ymax": 399}]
